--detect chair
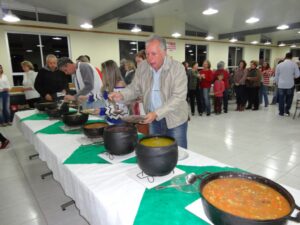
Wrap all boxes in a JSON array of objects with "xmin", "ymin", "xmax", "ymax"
[{"xmin": 293, "ymin": 91, "xmax": 300, "ymax": 119}]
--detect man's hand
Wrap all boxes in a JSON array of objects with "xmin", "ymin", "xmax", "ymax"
[
  {"xmin": 45, "ymin": 94, "xmax": 53, "ymax": 101},
  {"xmin": 109, "ymin": 92, "xmax": 124, "ymax": 102},
  {"xmin": 78, "ymin": 95, "xmax": 88, "ymax": 103},
  {"xmin": 142, "ymin": 112, "xmax": 158, "ymax": 124},
  {"xmin": 64, "ymin": 95, "xmax": 75, "ymax": 102}
]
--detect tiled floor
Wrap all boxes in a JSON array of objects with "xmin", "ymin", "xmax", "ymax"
[{"xmin": 0, "ymin": 98, "xmax": 300, "ymax": 225}]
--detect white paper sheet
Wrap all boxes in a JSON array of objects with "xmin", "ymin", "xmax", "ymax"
[
  {"xmin": 127, "ymin": 166, "xmax": 185, "ymax": 189},
  {"xmin": 98, "ymin": 151, "xmax": 136, "ymax": 164}
]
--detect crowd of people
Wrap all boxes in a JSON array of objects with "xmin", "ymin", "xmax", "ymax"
[
  {"xmin": 184, "ymin": 52, "xmax": 300, "ymax": 116},
  {"xmin": 0, "ymin": 34, "xmax": 300, "ymax": 149}
]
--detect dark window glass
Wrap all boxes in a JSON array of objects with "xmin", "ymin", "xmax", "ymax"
[
  {"xmin": 291, "ymin": 49, "xmax": 300, "ymax": 58},
  {"xmin": 228, "ymin": 47, "xmax": 243, "ymax": 69},
  {"xmin": 259, "ymin": 48, "xmax": 271, "ymax": 65},
  {"xmin": 12, "ymin": 74, "xmax": 24, "ymax": 86},
  {"xmin": 7, "ymin": 33, "xmax": 42, "ymax": 72},
  {"xmin": 119, "ymin": 40, "xmax": 145, "ymax": 61},
  {"xmin": 11, "ymin": 10, "xmax": 37, "ymax": 21},
  {"xmin": 197, "ymin": 45, "xmax": 207, "ymax": 66},
  {"xmin": 185, "ymin": 44, "xmax": 196, "ymax": 64},
  {"xmin": 185, "ymin": 44, "xmax": 207, "ymax": 66},
  {"xmin": 118, "ymin": 22, "xmax": 153, "ymax": 32},
  {"xmin": 38, "ymin": 13, "xmax": 67, "ymax": 24},
  {"xmin": 41, "ymin": 35, "xmax": 69, "ymax": 60}
]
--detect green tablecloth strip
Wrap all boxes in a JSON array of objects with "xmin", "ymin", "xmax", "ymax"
[
  {"xmin": 34, "ymin": 120, "xmax": 105, "ymax": 135},
  {"xmin": 133, "ymin": 165, "xmax": 243, "ymax": 225},
  {"xmin": 20, "ymin": 113, "xmax": 49, "ymax": 121},
  {"xmin": 64, "ymin": 145, "xmax": 109, "ymax": 164}
]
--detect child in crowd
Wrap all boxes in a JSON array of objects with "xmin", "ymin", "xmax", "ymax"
[{"xmin": 213, "ymin": 74, "xmax": 225, "ymax": 114}]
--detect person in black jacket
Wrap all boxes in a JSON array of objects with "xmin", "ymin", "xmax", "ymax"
[{"xmin": 34, "ymin": 54, "xmax": 69, "ymax": 101}]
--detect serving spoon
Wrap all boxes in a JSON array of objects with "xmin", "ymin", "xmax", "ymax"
[{"xmin": 155, "ymin": 173, "xmax": 198, "ymax": 190}]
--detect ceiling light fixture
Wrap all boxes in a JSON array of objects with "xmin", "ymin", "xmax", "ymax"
[
  {"xmin": 52, "ymin": 37, "xmax": 62, "ymax": 40},
  {"xmin": 277, "ymin": 24, "xmax": 289, "ymax": 30},
  {"xmin": 251, "ymin": 41, "xmax": 258, "ymax": 44},
  {"xmin": 140, "ymin": 0, "xmax": 160, "ymax": 3},
  {"xmin": 202, "ymin": 8, "xmax": 219, "ymax": 15},
  {"xmin": 188, "ymin": 50, "xmax": 193, "ymax": 53},
  {"xmin": 131, "ymin": 25, "xmax": 141, "ymax": 33},
  {"xmin": 264, "ymin": 41, "xmax": 271, "ymax": 45},
  {"xmin": 190, "ymin": 54, "xmax": 194, "ymax": 56},
  {"xmin": 205, "ymin": 35, "xmax": 214, "ymax": 40},
  {"xmin": 80, "ymin": 22, "xmax": 93, "ymax": 29},
  {"xmin": 186, "ymin": 45, "xmax": 190, "ymax": 48},
  {"xmin": 2, "ymin": 10, "xmax": 20, "ymax": 22},
  {"xmin": 245, "ymin": 17, "xmax": 259, "ymax": 24},
  {"xmin": 54, "ymin": 50, "xmax": 61, "ymax": 53},
  {"xmin": 290, "ymin": 44, "xmax": 297, "ymax": 48},
  {"xmin": 26, "ymin": 49, "xmax": 33, "ymax": 53},
  {"xmin": 278, "ymin": 43, "xmax": 286, "ymax": 47},
  {"xmin": 172, "ymin": 32, "xmax": 181, "ymax": 38},
  {"xmin": 130, "ymin": 41, "xmax": 137, "ymax": 45},
  {"xmin": 298, "ymin": 31, "xmax": 300, "ymax": 34},
  {"xmin": 229, "ymin": 37, "xmax": 238, "ymax": 43}
]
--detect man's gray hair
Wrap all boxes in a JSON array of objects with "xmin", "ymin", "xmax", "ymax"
[
  {"xmin": 46, "ymin": 54, "xmax": 57, "ymax": 63},
  {"xmin": 217, "ymin": 61, "xmax": 225, "ymax": 70},
  {"xmin": 57, "ymin": 57, "xmax": 74, "ymax": 69},
  {"xmin": 146, "ymin": 34, "xmax": 167, "ymax": 51}
]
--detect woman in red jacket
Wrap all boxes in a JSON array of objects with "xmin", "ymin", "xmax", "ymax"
[{"xmin": 199, "ymin": 60, "xmax": 213, "ymax": 116}]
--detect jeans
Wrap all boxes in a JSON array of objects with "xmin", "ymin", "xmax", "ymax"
[
  {"xmin": 202, "ymin": 88, "xmax": 211, "ymax": 114},
  {"xmin": 223, "ymin": 89, "xmax": 228, "ymax": 112},
  {"xmin": 259, "ymin": 84, "xmax": 269, "ymax": 106},
  {"xmin": 235, "ymin": 85, "xmax": 246, "ymax": 107},
  {"xmin": 188, "ymin": 89, "xmax": 203, "ymax": 114},
  {"xmin": 278, "ymin": 87, "xmax": 294, "ymax": 115},
  {"xmin": 149, "ymin": 118, "xmax": 188, "ymax": 148},
  {"xmin": 271, "ymin": 86, "xmax": 278, "ymax": 104},
  {"xmin": 0, "ymin": 91, "xmax": 11, "ymax": 123}
]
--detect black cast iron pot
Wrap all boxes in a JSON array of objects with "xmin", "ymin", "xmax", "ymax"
[
  {"xmin": 136, "ymin": 135, "xmax": 178, "ymax": 176},
  {"xmin": 46, "ymin": 103, "xmax": 69, "ymax": 118},
  {"xmin": 83, "ymin": 122, "xmax": 109, "ymax": 138},
  {"xmin": 35, "ymin": 101, "xmax": 57, "ymax": 111},
  {"xmin": 62, "ymin": 111, "xmax": 89, "ymax": 127},
  {"xmin": 199, "ymin": 171, "xmax": 300, "ymax": 225},
  {"xmin": 103, "ymin": 124, "xmax": 138, "ymax": 155}
]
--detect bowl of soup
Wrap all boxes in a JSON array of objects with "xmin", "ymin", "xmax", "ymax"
[
  {"xmin": 83, "ymin": 122, "xmax": 109, "ymax": 138},
  {"xmin": 136, "ymin": 135, "xmax": 178, "ymax": 176},
  {"xmin": 199, "ymin": 171, "xmax": 299, "ymax": 225}
]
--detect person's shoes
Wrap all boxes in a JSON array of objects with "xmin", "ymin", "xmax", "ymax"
[
  {"xmin": 265, "ymin": 104, "xmax": 268, "ymax": 107},
  {"xmin": 245, "ymin": 106, "xmax": 251, "ymax": 110},
  {"xmin": 252, "ymin": 108, "xmax": 259, "ymax": 111},
  {"xmin": 206, "ymin": 113, "xmax": 210, "ymax": 116},
  {"xmin": 0, "ymin": 140, "xmax": 9, "ymax": 149},
  {"xmin": 7, "ymin": 122, "xmax": 12, "ymax": 126},
  {"xmin": 285, "ymin": 112, "xmax": 290, "ymax": 116},
  {"xmin": 224, "ymin": 110, "xmax": 228, "ymax": 113},
  {"xmin": 199, "ymin": 113, "xmax": 203, "ymax": 116},
  {"xmin": 239, "ymin": 106, "xmax": 245, "ymax": 111},
  {"xmin": 235, "ymin": 106, "xmax": 240, "ymax": 111},
  {"xmin": 279, "ymin": 113, "xmax": 284, "ymax": 116},
  {"xmin": 191, "ymin": 113, "xmax": 195, "ymax": 116}
]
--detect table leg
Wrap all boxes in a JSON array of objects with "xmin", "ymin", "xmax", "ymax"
[
  {"xmin": 41, "ymin": 171, "xmax": 53, "ymax": 179},
  {"xmin": 61, "ymin": 200, "xmax": 75, "ymax": 211},
  {"xmin": 29, "ymin": 153, "xmax": 39, "ymax": 160}
]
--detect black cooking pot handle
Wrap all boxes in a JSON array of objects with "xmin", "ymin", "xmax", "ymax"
[
  {"xmin": 288, "ymin": 204, "xmax": 300, "ymax": 223},
  {"xmin": 196, "ymin": 172, "xmax": 212, "ymax": 180}
]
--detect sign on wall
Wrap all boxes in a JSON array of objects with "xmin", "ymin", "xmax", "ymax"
[{"xmin": 167, "ymin": 41, "xmax": 176, "ymax": 51}]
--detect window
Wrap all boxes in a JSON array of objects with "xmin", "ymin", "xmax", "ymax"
[
  {"xmin": 118, "ymin": 22, "xmax": 153, "ymax": 32},
  {"xmin": 7, "ymin": 32, "xmax": 70, "ymax": 85},
  {"xmin": 259, "ymin": 49, "xmax": 271, "ymax": 65},
  {"xmin": 228, "ymin": 47, "xmax": 243, "ymax": 71},
  {"xmin": 185, "ymin": 44, "xmax": 207, "ymax": 66},
  {"xmin": 119, "ymin": 40, "xmax": 145, "ymax": 62}
]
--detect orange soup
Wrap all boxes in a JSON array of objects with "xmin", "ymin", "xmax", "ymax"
[
  {"xmin": 202, "ymin": 178, "xmax": 291, "ymax": 220},
  {"xmin": 84, "ymin": 122, "xmax": 108, "ymax": 129}
]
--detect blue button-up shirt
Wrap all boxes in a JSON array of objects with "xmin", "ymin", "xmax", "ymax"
[
  {"xmin": 275, "ymin": 59, "xmax": 300, "ymax": 89},
  {"xmin": 150, "ymin": 66, "xmax": 163, "ymax": 111}
]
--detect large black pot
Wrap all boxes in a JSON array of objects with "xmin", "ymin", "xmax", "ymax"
[
  {"xmin": 62, "ymin": 112, "xmax": 89, "ymax": 127},
  {"xmin": 103, "ymin": 124, "xmax": 137, "ymax": 155},
  {"xmin": 199, "ymin": 171, "xmax": 300, "ymax": 225},
  {"xmin": 83, "ymin": 122, "xmax": 109, "ymax": 138},
  {"xmin": 136, "ymin": 135, "xmax": 178, "ymax": 176},
  {"xmin": 35, "ymin": 101, "xmax": 57, "ymax": 111},
  {"xmin": 46, "ymin": 103, "xmax": 69, "ymax": 118}
]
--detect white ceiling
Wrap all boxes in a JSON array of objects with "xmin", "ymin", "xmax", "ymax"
[{"xmin": 3, "ymin": 0, "xmax": 300, "ymax": 43}]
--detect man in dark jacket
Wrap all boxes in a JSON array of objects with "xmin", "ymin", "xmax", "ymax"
[{"xmin": 34, "ymin": 54, "xmax": 69, "ymax": 101}]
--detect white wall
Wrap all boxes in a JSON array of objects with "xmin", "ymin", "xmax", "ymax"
[{"xmin": 0, "ymin": 19, "xmax": 291, "ymax": 85}]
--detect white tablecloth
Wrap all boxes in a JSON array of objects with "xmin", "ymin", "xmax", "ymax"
[{"xmin": 13, "ymin": 110, "xmax": 300, "ymax": 225}]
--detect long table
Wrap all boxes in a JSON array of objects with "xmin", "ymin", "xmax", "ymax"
[{"xmin": 14, "ymin": 110, "xmax": 300, "ymax": 225}]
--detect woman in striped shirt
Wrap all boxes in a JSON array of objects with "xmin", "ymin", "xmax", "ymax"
[{"xmin": 260, "ymin": 62, "xmax": 274, "ymax": 107}]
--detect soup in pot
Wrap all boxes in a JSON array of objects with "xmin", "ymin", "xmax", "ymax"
[
  {"xmin": 84, "ymin": 122, "xmax": 108, "ymax": 129},
  {"xmin": 140, "ymin": 137, "xmax": 174, "ymax": 147}
]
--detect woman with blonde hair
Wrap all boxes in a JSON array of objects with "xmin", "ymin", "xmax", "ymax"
[{"xmin": 21, "ymin": 60, "xmax": 40, "ymax": 108}]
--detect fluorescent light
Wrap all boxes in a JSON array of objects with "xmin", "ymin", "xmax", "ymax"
[
  {"xmin": 140, "ymin": 0, "xmax": 160, "ymax": 3},
  {"xmin": 2, "ymin": 10, "xmax": 20, "ymax": 22},
  {"xmin": 130, "ymin": 41, "xmax": 137, "ymax": 45},
  {"xmin": 80, "ymin": 22, "xmax": 93, "ymax": 29},
  {"xmin": 203, "ymin": 51, "xmax": 207, "ymax": 53},
  {"xmin": 229, "ymin": 38, "xmax": 238, "ymax": 43},
  {"xmin": 172, "ymin": 32, "xmax": 181, "ymax": 38},
  {"xmin": 205, "ymin": 35, "xmax": 214, "ymax": 40},
  {"xmin": 190, "ymin": 54, "xmax": 194, "ymax": 56},
  {"xmin": 298, "ymin": 31, "xmax": 300, "ymax": 34},
  {"xmin": 290, "ymin": 44, "xmax": 297, "ymax": 48},
  {"xmin": 245, "ymin": 17, "xmax": 260, "ymax": 24},
  {"xmin": 202, "ymin": 8, "xmax": 219, "ymax": 15},
  {"xmin": 26, "ymin": 49, "xmax": 33, "ymax": 53},
  {"xmin": 36, "ymin": 44, "xmax": 44, "ymax": 47},
  {"xmin": 186, "ymin": 45, "xmax": 190, "ymax": 48},
  {"xmin": 131, "ymin": 25, "xmax": 141, "ymax": 33},
  {"xmin": 52, "ymin": 37, "xmax": 62, "ymax": 40},
  {"xmin": 131, "ymin": 48, "xmax": 137, "ymax": 51},
  {"xmin": 54, "ymin": 50, "xmax": 61, "ymax": 53},
  {"xmin": 278, "ymin": 43, "xmax": 286, "ymax": 47},
  {"xmin": 129, "ymin": 52, "xmax": 134, "ymax": 55},
  {"xmin": 251, "ymin": 41, "xmax": 258, "ymax": 44},
  {"xmin": 277, "ymin": 24, "xmax": 289, "ymax": 30},
  {"xmin": 188, "ymin": 50, "xmax": 193, "ymax": 53},
  {"xmin": 264, "ymin": 41, "xmax": 271, "ymax": 45}
]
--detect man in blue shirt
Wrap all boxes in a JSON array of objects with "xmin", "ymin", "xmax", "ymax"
[{"xmin": 275, "ymin": 52, "xmax": 300, "ymax": 116}]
